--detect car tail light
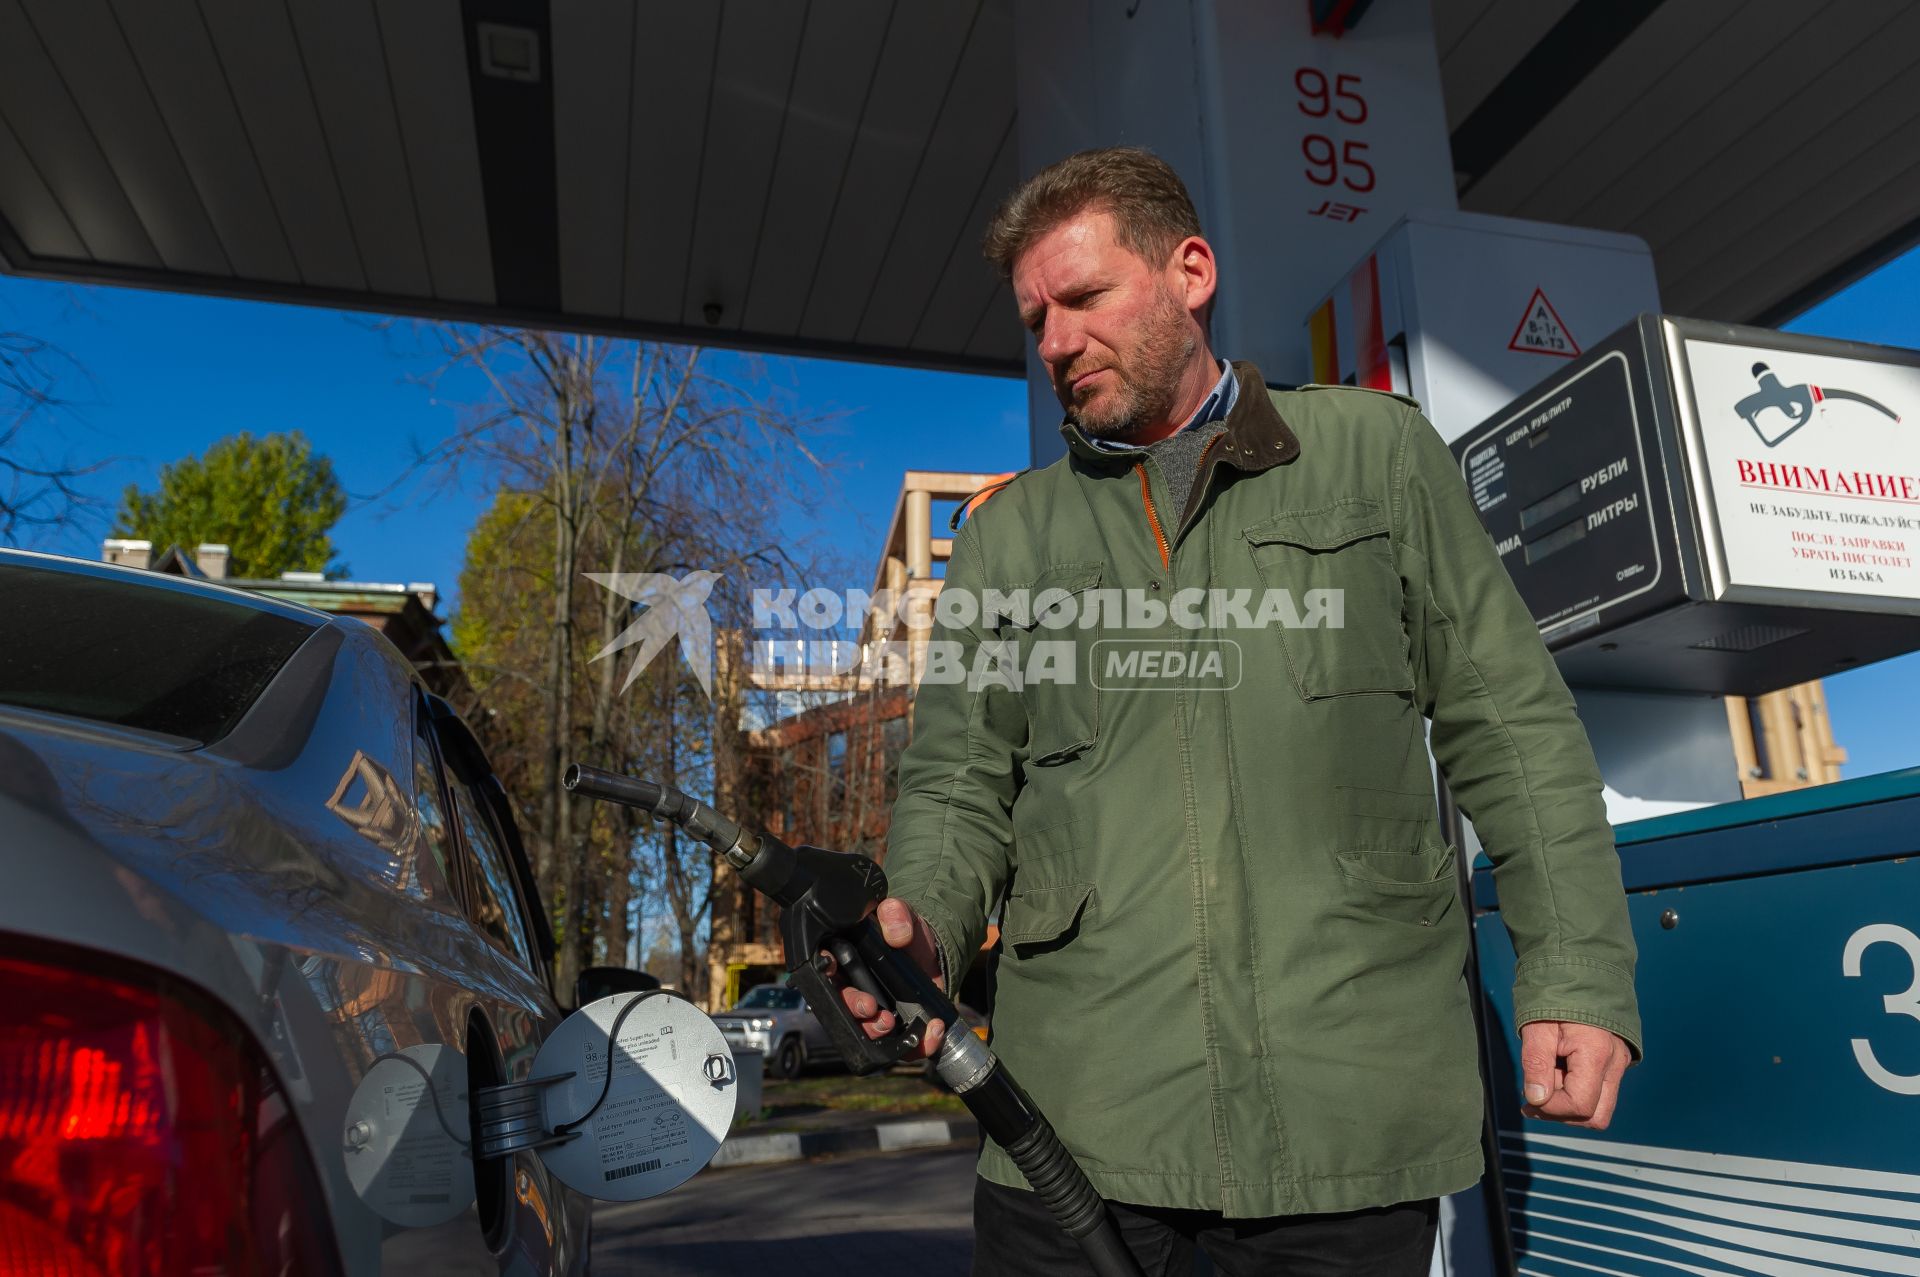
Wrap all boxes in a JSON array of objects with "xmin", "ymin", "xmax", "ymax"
[{"xmin": 0, "ymin": 945, "xmax": 343, "ymax": 1276}]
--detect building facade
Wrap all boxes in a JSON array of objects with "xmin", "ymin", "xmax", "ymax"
[{"xmin": 704, "ymin": 470, "xmax": 1007, "ymax": 1010}]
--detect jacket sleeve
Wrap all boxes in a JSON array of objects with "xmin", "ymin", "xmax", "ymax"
[
  {"xmin": 882, "ymin": 518, "xmax": 1026, "ymax": 986},
  {"xmin": 1391, "ymin": 406, "xmax": 1644, "ymax": 1059}
]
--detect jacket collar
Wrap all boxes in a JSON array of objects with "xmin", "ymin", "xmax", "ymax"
[{"xmin": 1060, "ymin": 360, "xmax": 1300, "ymax": 471}]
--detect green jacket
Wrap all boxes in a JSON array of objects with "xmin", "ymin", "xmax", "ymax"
[{"xmin": 884, "ymin": 363, "xmax": 1641, "ymax": 1218}]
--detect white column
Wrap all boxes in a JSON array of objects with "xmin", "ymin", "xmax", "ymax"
[{"xmin": 904, "ymin": 490, "xmax": 933, "ymax": 580}]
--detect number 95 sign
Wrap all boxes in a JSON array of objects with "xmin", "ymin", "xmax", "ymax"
[
  {"xmin": 1296, "ymin": 68, "xmax": 1374, "ymax": 202},
  {"xmin": 1278, "ymin": 23, "xmax": 1454, "ymax": 234}
]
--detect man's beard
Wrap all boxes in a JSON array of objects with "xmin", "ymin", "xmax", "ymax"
[{"xmin": 1064, "ymin": 288, "xmax": 1197, "ymax": 441}]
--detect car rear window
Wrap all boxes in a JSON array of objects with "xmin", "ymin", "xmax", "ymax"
[{"xmin": 0, "ymin": 563, "xmax": 318, "ymax": 745}]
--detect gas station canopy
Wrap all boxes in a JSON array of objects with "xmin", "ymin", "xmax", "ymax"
[{"xmin": 0, "ymin": 0, "xmax": 1914, "ymax": 377}]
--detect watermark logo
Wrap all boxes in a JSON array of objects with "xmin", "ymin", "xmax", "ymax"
[
  {"xmin": 1091, "ymin": 639, "xmax": 1242, "ymax": 691},
  {"xmin": 584, "ymin": 577, "xmax": 1346, "ymax": 697},
  {"xmin": 749, "ymin": 586, "xmax": 1338, "ymax": 691},
  {"xmin": 749, "ymin": 584, "xmax": 1342, "ymax": 636},
  {"xmin": 587, "ymin": 570, "xmax": 721, "ymax": 697}
]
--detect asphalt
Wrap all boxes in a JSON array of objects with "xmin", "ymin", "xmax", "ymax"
[
  {"xmin": 594, "ymin": 1143, "xmax": 977, "ymax": 1276},
  {"xmin": 591, "ymin": 1068, "xmax": 983, "ymax": 1273}
]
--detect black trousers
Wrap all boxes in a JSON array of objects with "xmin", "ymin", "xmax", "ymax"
[{"xmin": 972, "ymin": 1177, "xmax": 1438, "ymax": 1277}]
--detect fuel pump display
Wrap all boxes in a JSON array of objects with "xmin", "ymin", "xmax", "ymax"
[
  {"xmin": 1457, "ymin": 345, "xmax": 1670, "ymax": 640},
  {"xmin": 1450, "ymin": 314, "xmax": 1920, "ymax": 694}
]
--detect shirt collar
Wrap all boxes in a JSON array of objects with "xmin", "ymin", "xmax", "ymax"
[
  {"xmin": 1062, "ymin": 361, "xmax": 1300, "ymax": 473},
  {"xmin": 1085, "ymin": 360, "xmax": 1238, "ymax": 453}
]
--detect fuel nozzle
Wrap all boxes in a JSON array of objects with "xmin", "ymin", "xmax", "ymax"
[{"xmin": 562, "ymin": 764, "xmax": 798, "ymax": 899}]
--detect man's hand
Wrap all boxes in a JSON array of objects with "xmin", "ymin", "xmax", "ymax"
[
  {"xmin": 836, "ymin": 898, "xmax": 947, "ymax": 1060},
  {"xmin": 1519, "ymin": 1020, "xmax": 1632, "ymax": 1130}
]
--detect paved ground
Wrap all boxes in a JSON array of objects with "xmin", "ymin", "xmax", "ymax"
[{"xmin": 592, "ymin": 1143, "xmax": 977, "ymax": 1277}]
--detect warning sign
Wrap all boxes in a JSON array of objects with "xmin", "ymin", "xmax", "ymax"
[{"xmin": 1508, "ymin": 288, "xmax": 1581, "ymax": 358}]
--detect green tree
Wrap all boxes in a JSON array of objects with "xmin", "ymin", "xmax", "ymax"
[{"xmin": 113, "ymin": 431, "xmax": 346, "ymax": 578}]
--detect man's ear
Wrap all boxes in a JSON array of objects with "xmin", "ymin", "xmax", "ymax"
[{"xmin": 1171, "ymin": 235, "xmax": 1218, "ymax": 321}]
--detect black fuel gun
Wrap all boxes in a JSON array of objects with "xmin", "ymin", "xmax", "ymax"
[{"xmin": 563, "ymin": 763, "xmax": 1142, "ymax": 1277}]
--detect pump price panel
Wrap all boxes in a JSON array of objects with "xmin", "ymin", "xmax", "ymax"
[
  {"xmin": 1450, "ymin": 315, "xmax": 1920, "ymax": 695},
  {"xmin": 1455, "ymin": 339, "xmax": 1681, "ymax": 644}
]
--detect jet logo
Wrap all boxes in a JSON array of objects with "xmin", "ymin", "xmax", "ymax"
[
  {"xmin": 586, "ymin": 570, "xmax": 722, "ymax": 698},
  {"xmin": 1307, "ymin": 200, "xmax": 1367, "ymax": 223},
  {"xmin": 1735, "ymin": 361, "xmax": 1901, "ymax": 448}
]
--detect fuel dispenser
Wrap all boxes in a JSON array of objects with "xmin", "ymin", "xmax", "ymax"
[
  {"xmin": 1473, "ymin": 769, "xmax": 1920, "ymax": 1274},
  {"xmin": 1310, "ymin": 210, "xmax": 1920, "ymax": 1274},
  {"xmin": 1450, "ymin": 318, "xmax": 1920, "ymax": 1275}
]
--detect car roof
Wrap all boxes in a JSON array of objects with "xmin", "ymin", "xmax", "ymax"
[{"xmin": 0, "ymin": 547, "xmax": 335, "ymax": 627}]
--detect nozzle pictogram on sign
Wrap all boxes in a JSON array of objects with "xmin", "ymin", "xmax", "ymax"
[{"xmin": 1508, "ymin": 288, "xmax": 1581, "ymax": 358}]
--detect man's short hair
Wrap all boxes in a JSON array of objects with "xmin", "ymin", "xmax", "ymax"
[{"xmin": 981, "ymin": 147, "xmax": 1202, "ymax": 279}]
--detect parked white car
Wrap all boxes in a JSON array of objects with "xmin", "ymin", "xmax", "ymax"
[{"xmin": 711, "ymin": 984, "xmax": 834, "ymax": 1078}]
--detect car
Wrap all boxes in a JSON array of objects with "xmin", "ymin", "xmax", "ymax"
[
  {"xmin": 0, "ymin": 548, "xmax": 596, "ymax": 1275},
  {"xmin": 710, "ymin": 984, "xmax": 834, "ymax": 1079}
]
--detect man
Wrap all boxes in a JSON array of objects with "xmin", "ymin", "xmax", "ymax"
[{"xmin": 842, "ymin": 148, "xmax": 1641, "ymax": 1274}]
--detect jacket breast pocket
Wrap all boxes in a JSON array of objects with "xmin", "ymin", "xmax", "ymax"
[
  {"xmin": 1001, "ymin": 562, "xmax": 1103, "ymax": 766},
  {"xmin": 1336, "ymin": 843, "xmax": 1460, "ymax": 930},
  {"xmin": 1244, "ymin": 499, "xmax": 1412, "ymax": 700},
  {"xmin": 1002, "ymin": 882, "xmax": 1095, "ymax": 958}
]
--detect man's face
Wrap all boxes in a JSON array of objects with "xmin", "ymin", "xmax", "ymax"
[{"xmin": 1012, "ymin": 209, "xmax": 1206, "ymax": 440}]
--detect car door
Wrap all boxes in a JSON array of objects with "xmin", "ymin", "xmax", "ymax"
[{"xmin": 417, "ymin": 698, "xmax": 591, "ymax": 1276}]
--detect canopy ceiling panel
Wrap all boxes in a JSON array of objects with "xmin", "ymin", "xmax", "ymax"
[
  {"xmin": 732, "ymin": 1, "xmax": 895, "ymax": 338},
  {"xmin": 1456, "ymin": 0, "xmax": 1920, "ymax": 323},
  {"xmin": 0, "ymin": 0, "xmax": 1913, "ymax": 377},
  {"xmin": 1439, "ymin": 0, "xmax": 1577, "ymax": 132}
]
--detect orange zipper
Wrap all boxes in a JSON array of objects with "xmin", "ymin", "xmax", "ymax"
[
  {"xmin": 1135, "ymin": 463, "xmax": 1170, "ymax": 568},
  {"xmin": 1196, "ymin": 433, "xmax": 1221, "ymax": 471},
  {"xmin": 1136, "ymin": 435, "xmax": 1222, "ymax": 567}
]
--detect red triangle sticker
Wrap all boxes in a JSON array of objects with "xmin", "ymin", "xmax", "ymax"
[{"xmin": 1508, "ymin": 288, "xmax": 1581, "ymax": 358}]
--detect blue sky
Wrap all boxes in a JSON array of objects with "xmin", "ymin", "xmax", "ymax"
[
  {"xmin": 3, "ymin": 244, "xmax": 1917, "ymax": 778},
  {"xmin": 0, "ymin": 280, "xmax": 1028, "ymax": 593},
  {"xmin": 1778, "ymin": 247, "xmax": 1920, "ymax": 779}
]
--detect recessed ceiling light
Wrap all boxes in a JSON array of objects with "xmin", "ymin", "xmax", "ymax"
[{"xmin": 477, "ymin": 23, "xmax": 540, "ymax": 83}]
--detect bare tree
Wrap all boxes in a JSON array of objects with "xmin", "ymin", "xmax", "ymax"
[
  {"xmin": 430, "ymin": 326, "xmax": 827, "ymax": 995},
  {"xmin": 1, "ymin": 331, "xmax": 103, "ymax": 538},
  {"xmin": 640, "ymin": 661, "xmax": 713, "ymax": 996}
]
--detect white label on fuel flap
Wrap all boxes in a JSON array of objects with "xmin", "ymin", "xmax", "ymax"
[
  {"xmin": 532, "ymin": 993, "xmax": 737, "ymax": 1202},
  {"xmin": 342, "ymin": 1043, "xmax": 475, "ymax": 1228}
]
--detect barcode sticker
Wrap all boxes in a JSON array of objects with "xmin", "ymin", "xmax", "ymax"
[
  {"xmin": 604, "ymin": 1158, "xmax": 664, "ymax": 1182},
  {"xmin": 531, "ymin": 994, "xmax": 736, "ymax": 1202}
]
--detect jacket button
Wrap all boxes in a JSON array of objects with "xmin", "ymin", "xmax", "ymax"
[{"xmin": 1149, "ymin": 580, "xmax": 1161, "ymax": 590}]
